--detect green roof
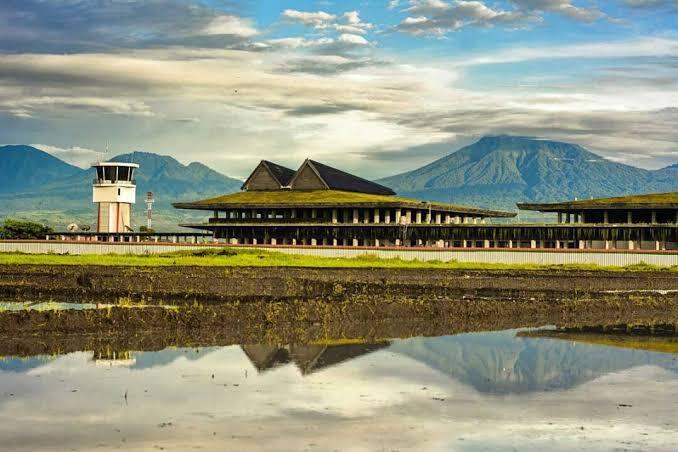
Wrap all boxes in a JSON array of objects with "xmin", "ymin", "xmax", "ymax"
[
  {"xmin": 518, "ymin": 192, "xmax": 678, "ymax": 212},
  {"xmin": 174, "ymin": 189, "xmax": 516, "ymax": 217}
]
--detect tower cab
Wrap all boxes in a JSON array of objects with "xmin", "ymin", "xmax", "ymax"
[{"xmin": 92, "ymin": 162, "xmax": 139, "ymax": 233}]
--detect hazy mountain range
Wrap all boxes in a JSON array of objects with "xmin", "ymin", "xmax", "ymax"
[
  {"xmin": 0, "ymin": 145, "xmax": 242, "ymax": 230},
  {"xmin": 1, "ymin": 136, "xmax": 676, "ymax": 230}
]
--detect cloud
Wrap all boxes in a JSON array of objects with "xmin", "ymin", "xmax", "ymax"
[
  {"xmin": 395, "ymin": 0, "xmax": 536, "ymax": 36},
  {"xmin": 282, "ymin": 10, "xmax": 337, "ymax": 29},
  {"xmin": 623, "ymin": 0, "xmax": 678, "ymax": 7},
  {"xmin": 0, "ymin": 0, "xmax": 256, "ymax": 52},
  {"xmin": 393, "ymin": 0, "xmax": 606, "ymax": 36},
  {"xmin": 30, "ymin": 144, "xmax": 105, "ymax": 168},
  {"xmin": 509, "ymin": 0, "xmax": 604, "ymax": 22},
  {"xmin": 202, "ymin": 15, "xmax": 258, "ymax": 37},
  {"xmin": 453, "ymin": 37, "xmax": 678, "ymax": 66},
  {"xmin": 275, "ymin": 55, "xmax": 392, "ymax": 75},
  {"xmin": 281, "ymin": 9, "xmax": 374, "ymax": 35}
]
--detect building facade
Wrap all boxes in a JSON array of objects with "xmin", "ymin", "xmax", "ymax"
[
  {"xmin": 174, "ymin": 159, "xmax": 516, "ymax": 247},
  {"xmin": 174, "ymin": 160, "xmax": 677, "ymax": 251}
]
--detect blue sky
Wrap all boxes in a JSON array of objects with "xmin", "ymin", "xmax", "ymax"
[{"xmin": 0, "ymin": 0, "xmax": 677, "ymax": 178}]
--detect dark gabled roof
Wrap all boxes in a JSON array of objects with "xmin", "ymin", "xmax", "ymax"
[
  {"xmin": 518, "ymin": 192, "xmax": 678, "ymax": 212},
  {"xmin": 241, "ymin": 160, "xmax": 296, "ymax": 190},
  {"xmin": 298, "ymin": 160, "xmax": 396, "ymax": 196},
  {"xmin": 263, "ymin": 160, "xmax": 296, "ymax": 187}
]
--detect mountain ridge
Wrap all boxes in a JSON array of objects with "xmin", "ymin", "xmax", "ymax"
[
  {"xmin": 0, "ymin": 145, "xmax": 242, "ymax": 230},
  {"xmin": 377, "ymin": 136, "xmax": 677, "ymax": 210}
]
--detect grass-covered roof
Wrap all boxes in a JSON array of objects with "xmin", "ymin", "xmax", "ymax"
[
  {"xmin": 518, "ymin": 192, "xmax": 678, "ymax": 212},
  {"xmin": 174, "ymin": 189, "xmax": 516, "ymax": 217}
]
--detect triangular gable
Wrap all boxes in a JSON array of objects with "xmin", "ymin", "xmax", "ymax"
[
  {"xmin": 289, "ymin": 159, "xmax": 330, "ymax": 190},
  {"xmin": 242, "ymin": 160, "xmax": 295, "ymax": 191}
]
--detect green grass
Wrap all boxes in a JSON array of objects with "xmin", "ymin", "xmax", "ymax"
[
  {"xmin": 0, "ymin": 249, "xmax": 676, "ymax": 272},
  {"xmin": 177, "ymin": 189, "xmax": 514, "ymax": 216}
]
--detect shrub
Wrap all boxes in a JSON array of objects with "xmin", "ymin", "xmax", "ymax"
[{"xmin": 0, "ymin": 219, "xmax": 54, "ymax": 240}]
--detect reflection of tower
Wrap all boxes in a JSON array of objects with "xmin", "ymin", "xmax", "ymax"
[
  {"xmin": 145, "ymin": 192, "xmax": 155, "ymax": 229},
  {"xmin": 92, "ymin": 162, "xmax": 139, "ymax": 233}
]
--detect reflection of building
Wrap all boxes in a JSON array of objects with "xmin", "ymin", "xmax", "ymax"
[
  {"xmin": 520, "ymin": 324, "xmax": 678, "ymax": 354},
  {"xmin": 92, "ymin": 350, "xmax": 136, "ymax": 367},
  {"xmin": 92, "ymin": 162, "xmax": 139, "ymax": 233},
  {"xmin": 174, "ymin": 159, "xmax": 515, "ymax": 247},
  {"xmin": 241, "ymin": 342, "xmax": 390, "ymax": 375}
]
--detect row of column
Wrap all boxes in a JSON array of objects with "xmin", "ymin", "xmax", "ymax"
[
  {"xmin": 223, "ymin": 236, "xmax": 671, "ymax": 250},
  {"xmin": 215, "ymin": 208, "xmax": 487, "ymax": 225},
  {"xmin": 557, "ymin": 210, "xmax": 678, "ymax": 224}
]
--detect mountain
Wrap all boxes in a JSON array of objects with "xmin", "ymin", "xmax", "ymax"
[
  {"xmin": 0, "ymin": 146, "xmax": 242, "ymax": 230},
  {"xmin": 110, "ymin": 151, "xmax": 242, "ymax": 202},
  {"xmin": 378, "ymin": 136, "xmax": 678, "ymax": 211},
  {"xmin": 0, "ymin": 145, "xmax": 83, "ymax": 194}
]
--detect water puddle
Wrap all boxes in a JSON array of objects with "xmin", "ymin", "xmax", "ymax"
[{"xmin": 0, "ymin": 325, "xmax": 676, "ymax": 451}]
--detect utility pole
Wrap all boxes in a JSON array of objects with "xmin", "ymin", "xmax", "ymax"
[{"xmin": 145, "ymin": 191, "xmax": 155, "ymax": 229}]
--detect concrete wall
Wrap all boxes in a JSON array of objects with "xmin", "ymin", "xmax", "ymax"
[{"xmin": 2, "ymin": 241, "xmax": 677, "ymax": 267}]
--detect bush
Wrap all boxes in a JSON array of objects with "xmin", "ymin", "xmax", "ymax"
[{"xmin": 0, "ymin": 219, "xmax": 54, "ymax": 240}]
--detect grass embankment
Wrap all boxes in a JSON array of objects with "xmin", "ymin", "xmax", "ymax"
[{"xmin": 0, "ymin": 248, "xmax": 676, "ymax": 272}]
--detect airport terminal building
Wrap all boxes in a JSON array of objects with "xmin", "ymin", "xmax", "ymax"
[{"xmin": 174, "ymin": 159, "xmax": 677, "ymax": 250}]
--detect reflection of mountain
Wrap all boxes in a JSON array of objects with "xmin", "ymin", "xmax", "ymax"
[
  {"xmin": 390, "ymin": 330, "xmax": 678, "ymax": 394},
  {"xmin": 242, "ymin": 343, "xmax": 389, "ymax": 375}
]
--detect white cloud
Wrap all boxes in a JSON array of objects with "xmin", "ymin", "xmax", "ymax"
[
  {"xmin": 338, "ymin": 33, "xmax": 370, "ymax": 46},
  {"xmin": 202, "ymin": 15, "xmax": 258, "ymax": 37},
  {"xmin": 395, "ymin": 0, "xmax": 535, "ymax": 36},
  {"xmin": 282, "ymin": 9, "xmax": 337, "ymax": 29},
  {"xmin": 454, "ymin": 37, "xmax": 678, "ymax": 66},
  {"xmin": 31, "ymin": 144, "xmax": 105, "ymax": 168},
  {"xmin": 393, "ymin": 0, "xmax": 606, "ymax": 36}
]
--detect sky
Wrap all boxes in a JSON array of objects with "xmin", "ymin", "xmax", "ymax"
[{"xmin": 1, "ymin": 0, "xmax": 677, "ymax": 179}]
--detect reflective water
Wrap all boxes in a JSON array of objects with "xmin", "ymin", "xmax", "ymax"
[{"xmin": 0, "ymin": 328, "xmax": 676, "ymax": 451}]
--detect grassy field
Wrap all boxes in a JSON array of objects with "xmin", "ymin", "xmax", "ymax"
[{"xmin": 0, "ymin": 248, "xmax": 676, "ymax": 272}]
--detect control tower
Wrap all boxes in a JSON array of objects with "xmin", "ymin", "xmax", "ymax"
[{"xmin": 92, "ymin": 162, "xmax": 139, "ymax": 233}]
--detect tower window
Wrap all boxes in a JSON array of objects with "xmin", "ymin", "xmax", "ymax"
[{"xmin": 118, "ymin": 188, "xmax": 121, "ymax": 196}]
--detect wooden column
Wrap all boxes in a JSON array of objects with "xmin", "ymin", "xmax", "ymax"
[
  {"xmin": 353, "ymin": 209, "xmax": 359, "ymax": 224},
  {"xmin": 435, "ymin": 213, "xmax": 442, "ymax": 224},
  {"xmin": 373, "ymin": 209, "xmax": 380, "ymax": 224},
  {"xmin": 332, "ymin": 209, "xmax": 338, "ymax": 224},
  {"xmin": 415, "ymin": 211, "xmax": 422, "ymax": 224},
  {"xmin": 384, "ymin": 210, "xmax": 391, "ymax": 224},
  {"xmin": 627, "ymin": 211, "xmax": 633, "ymax": 224},
  {"xmin": 395, "ymin": 209, "xmax": 402, "ymax": 224}
]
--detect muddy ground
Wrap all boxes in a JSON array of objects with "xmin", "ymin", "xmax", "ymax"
[
  {"xmin": 1, "ymin": 265, "xmax": 677, "ymax": 354},
  {"xmin": 1, "ymin": 265, "xmax": 677, "ymax": 304}
]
